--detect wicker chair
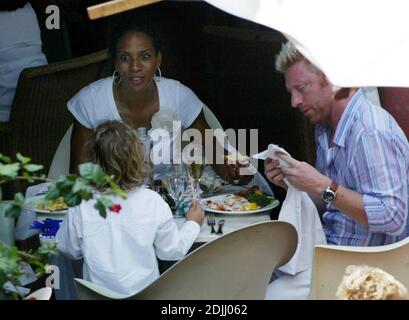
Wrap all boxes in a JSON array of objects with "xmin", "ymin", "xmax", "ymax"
[{"xmin": 0, "ymin": 49, "xmax": 110, "ymax": 195}]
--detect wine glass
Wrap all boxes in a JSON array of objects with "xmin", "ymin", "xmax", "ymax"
[
  {"xmin": 166, "ymin": 174, "xmax": 188, "ymax": 217},
  {"xmin": 137, "ymin": 127, "xmax": 155, "ymax": 187},
  {"xmin": 188, "ymin": 162, "xmax": 205, "ymax": 184},
  {"xmin": 184, "ymin": 144, "xmax": 205, "ymax": 194},
  {"xmin": 199, "ymin": 168, "xmax": 217, "ymax": 196}
]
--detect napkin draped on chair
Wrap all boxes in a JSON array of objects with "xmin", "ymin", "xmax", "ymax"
[{"xmin": 278, "ymin": 185, "xmax": 327, "ymax": 275}]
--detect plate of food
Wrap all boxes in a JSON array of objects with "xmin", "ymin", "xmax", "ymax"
[
  {"xmin": 200, "ymin": 186, "xmax": 279, "ymax": 215},
  {"xmin": 25, "ymin": 195, "xmax": 68, "ymax": 215}
]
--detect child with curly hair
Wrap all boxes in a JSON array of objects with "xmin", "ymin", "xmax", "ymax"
[
  {"xmin": 57, "ymin": 120, "xmax": 204, "ymax": 296},
  {"xmin": 336, "ymin": 265, "xmax": 408, "ymax": 300}
]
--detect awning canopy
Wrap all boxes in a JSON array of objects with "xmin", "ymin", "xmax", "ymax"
[
  {"xmin": 86, "ymin": 0, "xmax": 409, "ymax": 88},
  {"xmin": 204, "ymin": 0, "xmax": 409, "ymax": 88}
]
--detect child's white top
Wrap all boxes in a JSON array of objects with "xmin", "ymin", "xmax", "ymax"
[{"xmin": 57, "ymin": 186, "xmax": 200, "ymax": 296}]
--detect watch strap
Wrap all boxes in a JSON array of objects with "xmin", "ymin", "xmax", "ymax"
[{"xmin": 330, "ymin": 181, "xmax": 339, "ymax": 193}]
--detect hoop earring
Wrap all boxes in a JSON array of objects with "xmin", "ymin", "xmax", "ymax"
[
  {"xmin": 156, "ymin": 67, "xmax": 162, "ymax": 82},
  {"xmin": 112, "ymin": 70, "xmax": 122, "ymax": 84}
]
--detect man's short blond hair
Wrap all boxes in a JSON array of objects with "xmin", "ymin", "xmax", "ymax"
[
  {"xmin": 275, "ymin": 41, "xmax": 321, "ymax": 75},
  {"xmin": 336, "ymin": 265, "xmax": 409, "ymax": 300}
]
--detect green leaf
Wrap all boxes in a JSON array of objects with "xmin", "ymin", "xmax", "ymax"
[
  {"xmin": 16, "ymin": 153, "xmax": 31, "ymax": 165},
  {"xmin": 0, "ymin": 273, "xmax": 6, "ymax": 289},
  {"xmin": 0, "ymin": 163, "xmax": 20, "ymax": 178},
  {"xmin": 45, "ymin": 185, "xmax": 60, "ymax": 200},
  {"xmin": 64, "ymin": 193, "xmax": 82, "ymax": 207},
  {"xmin": 8, "ymin": 246, "xmax": 18, "ymax": 260},
  {"xmin": 55, "ymin": 175, "xmax": 76, "ymax": 192},
  {"xmin": 98, "ymin": 196, "xmax": 114, "ymax": 208},
  {"xmin": 245, "ymin": 193, "xmax": 274, "ymax": 207},
  {"xmin": 72, "ymin": 177, "xmax": 92, "ymax": 194},
  {"xmin": 79, "ymin": 163, "xmax": 106, "ymax": 185},
  {"xmin": 0, "ymin": 154, "xmax": 12, "ymax": 164},
  {"xmin": 23, "ymin": 164, "xmax": 43, "ymax": 173},
  {"xmin": 13, "ymin": 193, "xmax": 25, "ymax": 208},
  {"xmin": 0, "ymin": 201, "xmax": 21, "ymax": 219},
  {"xmin": 78, "ymin": 191, "xmax": 93, "ymax": 202},
  {"xmin": 94, "ymin": 199, "xmax": 107, "ymax": 219},
  {"xmin": 107, "ymin": 179, "xmax": 127, "ymax": 199},
  {"xmin": 36, "ymin": 243, "xmax": 59, "ymax": 256}
]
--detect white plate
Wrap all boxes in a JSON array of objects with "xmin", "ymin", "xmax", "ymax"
[
  {"xmin": 200, "ymin": 194, "xmax": 279, "ymax": 215},
  {"xmin": 25, "ymin": 195, "xmax": 68, "ymax": 215}
]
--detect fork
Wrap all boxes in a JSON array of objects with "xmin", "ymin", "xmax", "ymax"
[
  {"xmin": 216, "ymin": 219, "xmax": 225, "ymax": 235},
  {"xmin": 207, "ymin": 214, "xmax": 216, "ymax": 234}
]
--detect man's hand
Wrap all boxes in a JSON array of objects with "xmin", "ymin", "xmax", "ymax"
[
  {"xmin": 264, "ymin": 158, "xmax": 288, "ymax": 190},
  {"xmin": 276, "ymin": 153, "xmax": 331, "ymax": 196}
]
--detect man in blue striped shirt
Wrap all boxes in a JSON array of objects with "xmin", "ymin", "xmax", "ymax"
[{"xmin": 265, "ymin": 42, "xmax": 409, "ymax": 247}]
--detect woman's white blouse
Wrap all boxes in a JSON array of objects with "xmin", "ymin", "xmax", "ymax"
[{"xmin": 67, "ymin": 76, "xmax": 203, "ymax": 130}]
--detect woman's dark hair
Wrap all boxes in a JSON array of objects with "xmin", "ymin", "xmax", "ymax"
[
  {"xmin": 109, "ymin": 19, "xmax": 162, "ymax": 62},
  {"xmin": 0, "ymin": 0, "xmax": 28, "ymax": 11}
]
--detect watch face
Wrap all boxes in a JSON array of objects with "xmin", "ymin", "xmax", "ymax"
[{"xmin": 321, "ymin": 189, "xmax": 336, "ymax": 203}]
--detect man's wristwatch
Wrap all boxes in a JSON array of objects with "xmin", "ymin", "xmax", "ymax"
[{"xmin": 320, "ymin": 181, "xmax": 339, "ymax": 203}]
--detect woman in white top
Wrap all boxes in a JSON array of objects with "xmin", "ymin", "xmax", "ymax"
[
  {"xmin": 57, "ymin": 120, "xmax": 204, "ymax": 296},
  {"xmin": 68, "ymin": 19, "xmax": 252, "ymax": 183},
  {"xmin": 0, "ymin": 1, "xmax": 47, "ymax": 122}
]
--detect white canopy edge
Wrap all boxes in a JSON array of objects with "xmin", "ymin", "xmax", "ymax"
[{"xmin": 204, "ymin": 0, "xmax": 409, "ymax": 88}]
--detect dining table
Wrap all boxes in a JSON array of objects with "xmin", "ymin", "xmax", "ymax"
[
  {"xmin": 14, "ymin": 177, "xmax": 278, "ymax": 299},
  {"xmin": 175, "ymin": 211, "xmax": 271, "ymax": 243}
]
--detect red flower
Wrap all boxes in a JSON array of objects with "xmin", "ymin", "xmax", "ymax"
[{"xmin": 110, "ymin": 204, "xmax": 122, "ymax": 214}]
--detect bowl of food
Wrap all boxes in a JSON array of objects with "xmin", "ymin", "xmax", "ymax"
[
  {"xmin": 35, "ymin": 197, "xmax": 68, "ymax": 212},
  {"xmin": 26, "ymin": 196, "xmax": 68, "ymax": 218}
]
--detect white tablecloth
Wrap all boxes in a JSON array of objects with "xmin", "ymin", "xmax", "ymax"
[{"xmin": 175, "ymin": 212, "xmax": 271, "ymax": 243}]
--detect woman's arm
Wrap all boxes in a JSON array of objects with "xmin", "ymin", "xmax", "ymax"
[
  {"xmin": 70, "ymin": 119, "xmax": 92, "ymax": 173},
  {"xmin": 187, "ymin": 111, "xmax": 253, "ymax": 184}
]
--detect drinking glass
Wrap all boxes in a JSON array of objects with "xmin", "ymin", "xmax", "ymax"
[
  {"xmin": 199, "ymin": 165, "xmax": 219, "ymax": 196},
  {"xmin": 137, "ymin": 127, "xmax": 154, "ymax": 187},
  {"xmin": 166, "ymin": 174, "xmax": 188, "ymax": 217},
  {"xmin": 185, "ymin": 144, "xmax": 205, "ymax": 193},
  {"xmin": 199, "ymin": 175, "xmax": 216, "ymax": 196}
]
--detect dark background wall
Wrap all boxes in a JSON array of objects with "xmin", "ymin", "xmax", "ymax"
[{"xmin": 32, "ymin": 1, "xmax": 316, "ymax": 203}]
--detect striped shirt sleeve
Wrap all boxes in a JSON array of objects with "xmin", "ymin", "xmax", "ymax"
[{"xmin": 351, "ymin": 129, "xmax": 408, "ymax": 236}]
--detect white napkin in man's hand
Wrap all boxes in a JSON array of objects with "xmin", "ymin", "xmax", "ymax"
[
  {"xmin": 253, "ymin": 144, "xmax": 327, "ymax": 274},
  {"xmin": 252, "ymin": 144, "xmax": 291, "ymax": 168}
]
